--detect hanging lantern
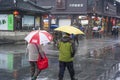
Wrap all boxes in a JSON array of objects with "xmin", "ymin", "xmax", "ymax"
[
  {"xmin": 110, "ymin": 17, "xmax": 113, "ymax": 22},
  {"xmin": 112, "ymin": 18, "xmax": 116, "ymax": 26},
  {"xmin": 13, "ymin": 11, "xmax": 19, "ymax": 16},
  {"xmin": 43, "ymin": 14, "xmax": 48, "ymax": 18},
  {"xmin": 94, "ymin": 17, "xmax": 99, "ymax": 21}
]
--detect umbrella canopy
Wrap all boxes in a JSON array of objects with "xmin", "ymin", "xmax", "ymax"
[
  {"xmin": 93, "ymin": 27, "xmax": 98, "ymax": 31},
  {"xmin": 54, "ymin": 26, "xmax": 84, "ymax": 34},
  {"xmin": 25, "ymin": 30, "xmax": 53, "ymax": 45}
]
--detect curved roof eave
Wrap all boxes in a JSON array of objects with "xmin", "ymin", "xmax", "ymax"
[
  {"xmin": 16, "ymin": 1, "xmax": 50, "ymax": 14},
  {"xmin": 26, "ymin": 0, "xmax": 52, "ymax": 11}
]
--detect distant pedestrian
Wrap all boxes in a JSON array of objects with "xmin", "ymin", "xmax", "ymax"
[
  {"xmin": 70, "ymin": 34, "xmax": 75, "ymax": 40},
  {"xmin": 70, "ymin": 34, "xmax": 79, "ymax": 45},
  {"xmin": 74, "ymin": 34, "xmax": 79, "ymax": 45},
  {"xmin": 26, "ymin": 43, "xmax": 44, "ymax": 80},
  {"xmin": 115, "ymin": 27, "xmax": 119, "ymax": 38},
  {"xmin": 79, "ymin": 24, "xmax": 84, "ymax": 32},
  {"xmin": 53, "ymin": 31, "xmax": 59, "ymax": 47},
  {"xmin": 57, "ymin": 33, "xmax": 77, "ymax": 80}
]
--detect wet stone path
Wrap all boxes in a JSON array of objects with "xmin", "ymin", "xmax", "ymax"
[{"xmin": 0, "ymin": 37, "xmax": 120, "ymax": 80}]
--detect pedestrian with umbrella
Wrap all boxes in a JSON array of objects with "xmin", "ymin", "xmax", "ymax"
[
  {"xmin": 57, "ymin": 33, "xmax": 77, "ymax": 80},
  {"xmin": 25, "ymin": 30, "xmax": 53, "ymax": 80},
  {"xmin": 26, "ymin": 43, "xmax": 44, "ymax": 80},
  {"xmin": 54, "ymin": 25, "xmax": 84, "ymax": 80},
  {"xmin": 54, "ymin": 25, "xmax": 84, "ymax": 46}
]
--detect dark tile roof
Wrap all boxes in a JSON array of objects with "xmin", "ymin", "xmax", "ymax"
[
  {"xmin": 0, "ymin": 0, "xmax": 51, "ymax": 14},
  {"xmin": 17, "ymin": 1, "xmax": 46, "ymax": 13},
  {"xmin": 0, "ymin": 0, "xmax": 14, "ymax": 10}
]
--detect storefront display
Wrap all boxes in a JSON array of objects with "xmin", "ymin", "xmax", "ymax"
[{"xmin": 22, "ymin": 15, "xmax": 34, "ymax": 30}]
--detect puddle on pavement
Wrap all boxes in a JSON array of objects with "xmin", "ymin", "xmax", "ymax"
[
  {"xmin": 86, "ymin": 43, "xmax": 120, "ymax": 61},
  {"xmin": 0, "ymin": 52, "xmax": 29, "ymax": 80},
  {"xmin": 74, "ymin": 43, "xmax": 120, "ymax": 80},
  {"xmin": 0, "ymin": 51, "xmax": 59, "ymax": 80}
]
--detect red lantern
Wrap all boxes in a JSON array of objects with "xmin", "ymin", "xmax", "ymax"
[
  {"xmin": 94, "ymin": 17, "xmax": 99, "ymax": 21},
  {"xmin": 43, "ymin": 15, "xmax": 48, "ymax": 18},
  {"xmin": 112, "ymin": 18, "xmax": 116, "ymax": 26},
  {"xmin": 13, "ymin": 11, "xmax": 19, "ymax": 16},
  {"xmin": 110, "ymin": 18, "xmax": 113, "ymax": 22}
]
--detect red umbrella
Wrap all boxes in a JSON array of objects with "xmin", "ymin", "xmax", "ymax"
[{"xmin": 25, "ymin": 30, "xmax": 53, "ymax": 45}]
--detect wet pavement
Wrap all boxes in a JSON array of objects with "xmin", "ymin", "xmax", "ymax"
[{"xmin": 0, "ymin": 37, "xmax": 120, "ymax": 80}]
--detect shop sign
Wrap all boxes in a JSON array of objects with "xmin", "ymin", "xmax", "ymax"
[
  {"xmin": 69, "ymin": 3, "xmax": 83, "ymax": 7},
  {"xmin": 43, "ymin": 19, "xmax": 49, "ymax": 28},
  {"xmin": 51, "ymin": 19, "xmax": 56, "ymax": 24},
  {"xmin": 0, "ymin": 14, "xmax": 14, "ymax": 30}
]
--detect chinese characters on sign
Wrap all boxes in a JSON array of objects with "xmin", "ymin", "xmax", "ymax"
[{"xmin": 69, "ymin": 4, "xmax": 84, "ymax": 7}]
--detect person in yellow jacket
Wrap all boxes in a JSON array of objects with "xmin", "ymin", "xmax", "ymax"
[{"xmin": 57, "ymin": 33, "xmax": 77, "ymax": 80}]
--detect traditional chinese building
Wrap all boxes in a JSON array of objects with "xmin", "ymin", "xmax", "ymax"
[
  {"xmin": 37, "ymin": 0, "xmax": 120, "ymax": 34},
  {"xmin": 0, "ymin": 0, "xmax": 51, "ymax": 31}
]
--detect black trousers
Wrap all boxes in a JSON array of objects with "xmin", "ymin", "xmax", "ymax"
[{"xmin": 58, "ymin": 61, "xmax": 75, "ymax": 80}]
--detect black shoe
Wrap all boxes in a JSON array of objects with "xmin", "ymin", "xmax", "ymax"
[
  {"xmin": 58, "ymin": 78, "xmax": 63, "ymax": 80},
  {"xmin": 31, "ymin": 76, "xmax": 37, "ymax": 80},
  {"xmin": 71, "ymin": 78, "xmax": 78, "ymax": 80}
]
